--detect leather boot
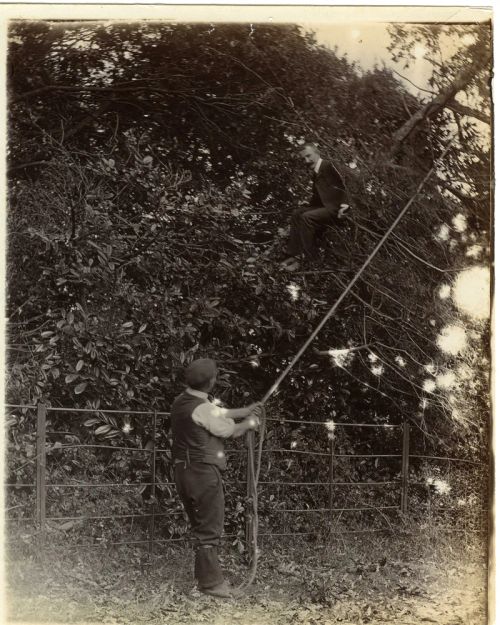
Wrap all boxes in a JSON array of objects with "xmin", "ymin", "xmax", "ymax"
[{"xmin": 195, "ymin": 545, "xmax": 225, "ymax": 590}]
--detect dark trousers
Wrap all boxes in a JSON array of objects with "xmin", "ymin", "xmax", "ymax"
[
  {"xmin": 287, "ymin": 205, "xmax": 339, "ymax": 258},
  {"xmin": 174, "ymin": 462, "xmax": 225, "ymax": 589}
]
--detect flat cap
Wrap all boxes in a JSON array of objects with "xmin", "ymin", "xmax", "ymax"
[{"xmin": 185, "ymin": 358, "xmax": 217, "ymax": 388}]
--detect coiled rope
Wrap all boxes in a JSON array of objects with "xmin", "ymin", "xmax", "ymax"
[{"xmin": 237, "ymin": 139, "xmax": 455, "ymax": 593}]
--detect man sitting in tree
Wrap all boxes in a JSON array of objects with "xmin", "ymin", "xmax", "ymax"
[
  {"xmin": 171, "ymin": 358, "xmax": 262, "ymax": 598},
  {"xmin": 281, "ymin": 143, "xmax": 350, "ymax": 271}
]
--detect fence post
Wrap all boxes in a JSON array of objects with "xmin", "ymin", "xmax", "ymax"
[
  {"xmin": 36, "ymin": 403, "xmax": 47, "ymax": 543},
  {"xmin": 328, "ymin": 435, "xmax": 334, "ymax": 534},
  {"xmin": 245, "ymin": 430, "xmax": 254, "ymax": 554},
  {"xmin": 401, "ymin": 420, "xmax": 410, "ymax": 513},
  {"xmin": 149, "ymin": 410, "xmax": 157, "ymax": 557}
]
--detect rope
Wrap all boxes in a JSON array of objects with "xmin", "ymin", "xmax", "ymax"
[{"xmin": 238, "ymin": 139, "xmax": 455, "ymax": 593}]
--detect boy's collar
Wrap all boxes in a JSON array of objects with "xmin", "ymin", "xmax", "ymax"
[{"xmin": 186, "ymin": 387, "xmax": 208, "ymax": 399}]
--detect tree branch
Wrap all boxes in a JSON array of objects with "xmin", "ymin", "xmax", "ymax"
[
  {"xmin": 445, "ymin": 99, "xmax": 490, "ymax": 125},
  {"xmin": 8, "ymin": 159, "xmax": 51, "ymax": 173},
  {"xmin": 389, "ymin": 45, "xmax": 490, "ymax": 158},
  {"xmin": 12, "ymin": 76, "xmax": 191, "ymax": 103}
]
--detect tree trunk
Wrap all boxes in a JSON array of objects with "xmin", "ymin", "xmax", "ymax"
[{"xmin": 389, "ymin": 46, "xmax": 490, "ymax": 159}]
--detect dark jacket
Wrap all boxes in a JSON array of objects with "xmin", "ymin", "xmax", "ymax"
[
  {"xmin": 171, "ymin": 391, "xmax": 227, "ymax": 470},
  {"xmin": 311, "ymin": 160, "xmax": 348, "ymax": 211}
]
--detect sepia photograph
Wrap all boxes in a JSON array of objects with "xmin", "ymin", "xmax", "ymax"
[{"xmin": 2, "ymin": 4, "xmax": 493, "ymax": 624}]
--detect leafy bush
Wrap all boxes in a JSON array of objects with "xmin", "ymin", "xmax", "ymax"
[{"xmin": 7, "ymin": 22, "xmax": 491, "ymax": 543}]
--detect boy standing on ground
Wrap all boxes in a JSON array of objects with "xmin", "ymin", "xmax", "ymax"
[{"xmin": 171, "ymin": 358, "xmax": 262, "ymax": 598}]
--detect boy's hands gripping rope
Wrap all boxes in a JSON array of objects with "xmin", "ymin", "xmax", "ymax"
[{"xmin": 248, "ymin": 402, "xmax": 265, "ymax": 430}]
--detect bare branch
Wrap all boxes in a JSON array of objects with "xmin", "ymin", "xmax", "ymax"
[
  {"xmin": 389, "ymin": 45, "xmax": 490, "ymax": 158},
  {"xmin": 445, "ymin": 99, "xmax": 490, "ymax": 125}
]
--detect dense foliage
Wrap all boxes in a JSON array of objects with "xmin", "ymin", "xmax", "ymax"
[{"xmin": 6, "ymin": 21, "xmax": 491, "ymax": 540}]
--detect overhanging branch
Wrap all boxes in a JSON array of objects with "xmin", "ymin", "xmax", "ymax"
[
  {"xmin": 389, "ymin": 45, "xmax": 490, "ymax": 159},
  {"xmin": 445, "ymin": 99, "xmax": 490, "ymax": 125}
]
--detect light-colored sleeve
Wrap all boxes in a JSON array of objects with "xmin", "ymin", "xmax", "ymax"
[{"xmin": 192, "ymin": 402, "xmax": 235, "ymax": 438}]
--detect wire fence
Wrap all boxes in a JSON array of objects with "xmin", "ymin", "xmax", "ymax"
[{"xmin": 5, "ymin": 403, "xmax": 488, "ymax": 552}]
